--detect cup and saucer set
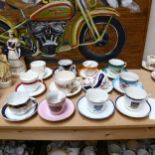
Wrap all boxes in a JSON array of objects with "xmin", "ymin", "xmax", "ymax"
[
  {"xmin": 142, "ymin": 55, "xmax": 155, "ymax": 71},
  {"xmin": 15, "ymin": 70, "xmax": 46, "ymax": 97},
  {"xmin": 38, "ymin": 90, "xmax": 75, "ymax": 122},
  {"xmin": 49, "ymin": 70, "xmax": 82, "ymax": 97},
  {"xmin": 103, "ymin": 58, "xmax": 127, "ymax": 79},
  {"xmin": 1, "ymin": 92, "xmax": 38, "ymax": 122},
  {"xmin": 115, "ymin": 86, "xmax": 151, "ymax": 118},
  {"xmin": 112, "ymin": 71, "xmax": 144, "ymax": 94},
  {"xmin": 77, "ymin": 88, "xmax": 115, "ymax": 120}
]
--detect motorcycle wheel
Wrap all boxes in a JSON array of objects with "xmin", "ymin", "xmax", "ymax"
[{"xmin": 79, "ymin": 16, "xmax": 125, "ymax": 62}]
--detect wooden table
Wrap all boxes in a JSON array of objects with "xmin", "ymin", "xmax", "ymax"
[{"xmin": 0, "ymin": 69, "xmax": 155, "ymax": 140}]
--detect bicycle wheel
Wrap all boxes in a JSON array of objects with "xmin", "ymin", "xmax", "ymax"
[{"xmin": 79, "ymin": 16, "xmax": 125, "ymax": 62}]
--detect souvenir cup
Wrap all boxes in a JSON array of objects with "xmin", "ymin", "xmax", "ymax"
[
  {"xmin": 46, "ymin": 90, "xmax": 66, "ymax": 115},
  {"xmin": 6, "ymin": 92, "xmax": 33, "ymax": 115},
  {"xmin": 108, "ymin": 58, "xmax": 127, "ymax": 74},
  {"xmin": 82, "ymin": 60, "xmax": 98, "ymax": 76},
  {"xmin": 119, "ymin": 71, "xmax": 139, "ymax": 90},
  {"xmin": 54, "ymin": 70, "xmax": 76, "ymax": 94},
  {"xmin": 125, "ymin": 86, "xmax": 148, "ymax": 109},
  {"xmin": 147, "ymin": 55, "xmax": 155, "ymax": 68},
  {"xmin": 20, "ymin": 71, "xmax": 40, "ymax": 93},
  {"xmin": 86, "ymin": 88, "xmax": 109, "ymax": 113},
  {"xmin": 30, "ymin": 60, "xmax": 46, "ymax": 79}
]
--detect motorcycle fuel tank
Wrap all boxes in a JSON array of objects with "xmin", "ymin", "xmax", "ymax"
[{"xmin": 30, "ymin": 1, "xmax": 74, "ymax": 21}]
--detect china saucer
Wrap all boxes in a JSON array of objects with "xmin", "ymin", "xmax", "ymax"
[
  {"xmin": 151, "ymin": 71, "xmax": 155, "ymax": 80},
  {"xmin": 142, "ymin": 60, "xmax": 155, "ymax": 71},
  {"xmin": 79, "ymin": 69, "xmax": 98, "ymax": 79},
  {"xmin": 77, "ymin": 96, "xmax": 115, "ymax": 120},
  {"xmin": 112, "ymin": 78, "xmax": 143, "ymax": 94},
  {"xmin": 16, "ymin": 82, "xmax": 46, "ymax": 97},
  {"xmin": 1, "ymin": 99, "xmax": 38, "ymax": 122},
  {"xmin": 49, "ymin": 80, "xmax": 82, "ymax": 97},
  {"xmin": 115, "ymin": 96, "xmax": 151, "ymax": 118},
  {"xmin": 102, "ymin": 67, "xmax": 120, "ymax": 79},
  {"xmin": 38, "ymin": 99, "xmax": 75, "ymax": 122}
]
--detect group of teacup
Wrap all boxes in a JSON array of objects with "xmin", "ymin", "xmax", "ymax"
[{"xmin": 1, "ymin": 58, "xmax": 152, "ymax": 122}]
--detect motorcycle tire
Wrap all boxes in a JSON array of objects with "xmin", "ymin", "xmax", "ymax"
[{"xmin": 79, "ymin": 16, "xmax": 125, "ymax": 62}]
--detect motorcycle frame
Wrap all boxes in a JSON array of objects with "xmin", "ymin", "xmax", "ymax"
[{"xmin": 0, "ymin": 0, "xmax": 119, "ymax": 53}]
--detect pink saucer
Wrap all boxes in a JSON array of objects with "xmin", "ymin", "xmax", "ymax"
[{"xmin": 38, "ymin": 99, "xmax": 75, "ymax": 122}]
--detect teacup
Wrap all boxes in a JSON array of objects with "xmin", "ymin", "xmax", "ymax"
[
  {"xmin": 30, "ymin": 60, "xmax": 46, "ymax": 79},
  {"xmin": 54, "ymin": 70, "xmax": 76, "ymax": 94},
  {"xmin": 122, "ymin": 150, "xmax": 136, "ymax": 155},
  {"xmin": 82, "ymin": 60, "xmax": 98, "ymax": 76},
  {"xmin": 108, "ymin": 143, "xmax": 122, "ymax": 155},
  {"xmin": 119, "ymin": 71, "xmax": 139, "ymax": 90},
  {"xmin": 137, "ymin": 149, "xmax": 149, "ymax": 155},
  {"xmin": 125, "ymin": 86, "xmax": 148, "ymax": 109},
  {"xmin": 20, "ymin": 71, "xmax": 40, "ymax": 93},
  {"xmin": 46, "ymin": 90, "xmax": 66, "ymax": 115},
  {"xmin": 6, "ymin": 92, "xmax": 33, "ymax": 115},
  {"xmin": 147, "ymin": 55, "xmax": 155, "ymax": 68},
  {"xmin": 86, "ymin": 88, "xmax": 109, "ymax": 113},
  {"xmin": 108, "ymin": 58, "xmax": 126, "ymax": 74}
]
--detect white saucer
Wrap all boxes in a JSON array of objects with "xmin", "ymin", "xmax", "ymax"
[
  {"xmin": 142, "ymin": 60, "xmax": 155, "ymax": 71},
  {"xmin": 115, "ymin": 96, "xmax": 151, "ymax": 118},
  {"xmin": 102, "ymin": 67, "xmax": 120, "ymax": 79},
  {"xmin": 79, "ymin": 69, "xmax": 98, "ymax": 79},
  {"xmin": 1, "ymin": 99, "xmax": 38, "ymax": 122},
  {"xmin": 49, "ymin": 80, "xmax": 82, "ymax": 97},
  {"xmin": 112, "ymin": 78, "xmax": 143, "ymax": 94},
  {"xmin": 77, "ymin": 96, "xmax": 115, "ymax": 120},
  {"xmin": 16, "ymin": 82, "xmax": 46, "ymax": 97},
  {"xmin": 151, "ymin": 71, "xmax": 155, "ymax": 80}
]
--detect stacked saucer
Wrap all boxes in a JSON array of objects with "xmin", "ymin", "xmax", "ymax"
[{"xmin": 1, "ymin": 92, "xmax": 38, "ymax": 122}]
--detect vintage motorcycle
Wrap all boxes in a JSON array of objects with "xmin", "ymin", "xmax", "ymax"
[{"xmin": 0, "ymin": 0, "xmax": 125, "ymax": 62}]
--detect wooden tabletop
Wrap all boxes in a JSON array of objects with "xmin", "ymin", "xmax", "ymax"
[{"xmin": 0, "ymin": 69, "xmax": 155, "ymax": 140}]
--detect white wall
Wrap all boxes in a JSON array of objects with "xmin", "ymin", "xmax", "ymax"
[{"xmin": 143, "ymin": 0, "xmax": 155, "ymax": 60}]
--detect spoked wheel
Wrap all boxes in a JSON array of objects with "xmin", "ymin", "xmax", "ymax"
[{"xmin": 79, "ymin": 16, "xmax": 125, "ymax": 62}]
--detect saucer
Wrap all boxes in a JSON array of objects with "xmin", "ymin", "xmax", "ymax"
[
  {"xmin": 102, "ymin": 67, "xmax": 120, "ymax": 79},
  {"xmin": 38, "ymin": 99, "xmax": 75, "ymax": 122},
  {"xmin": 115, "ymin": 96, "xmax": 151, "ymax": 118},
  {"xmin": 79, "ymin": 69, "xmax": 98, "ymax": 79},
  {"xmin": 77, "ymin": 96, "xmax": 114, "ymax": 120},
  {"xmin": 49, "ymin": 80, "xmax": 82, "ymax": 97},
  {"xmin": 151, "ymin": 71, "xmax": 155, "ymax": 80},
  {"xmin": 16, "ymin": 82, "xmax": 46, "ymax": 97},
  {"xmin": 142, "ymin": 60, "xmax": 155, "ymax": 71},
  {"xmin": 1, "ymin": 99, "xmax": 38, "ymax": 122},
  {"xmin": 112, "ymin": 78, "xmax": 143, "ymax": 94}
]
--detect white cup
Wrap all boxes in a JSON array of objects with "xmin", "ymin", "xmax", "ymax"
[
  {"xmin": 137, "ymin": 148, "xmax": 149, "ymax": 155},
  {"xmin": 123, "ymin": 150, "xmax": 136, "ymax": 155},
  {"xmin": 86, "ymin": 88, "xmax": 109, "ymax": 113},
  {"xmin": 6, "ymin": 92, "xmax": 32, "ymax": 115},
  {"xmin": 20, "ymin": 71, "xmax": 40, "ymax": 93},
  {"xmin": 147, "ymin": 55, "xmax": 155, "ymax": 67},
  {"xmin": 30, "ymin": 60, "xmax": 46, "ymax": 79},
  {"xmin": 108, "ymin": 143, "xmax": 122, "ymax": 155},
  {"xmin": 46, "ymin": 90, "xmax": 66, "ymax": 115},
  {"xmin": 125, "ymin": 86, "xmax": 147, "ymax": 109},
  {"xmin": 83, "ymin": 60, "xmax": 98, "ymax": 76}
]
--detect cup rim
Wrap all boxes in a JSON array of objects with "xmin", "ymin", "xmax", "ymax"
[
  {"xmin": 120, "ymin": 71, "xmax": 139, "ymax": 82},
  {"xmin": 31, "ymin": 60, "xmax": 46, "ymax": 67},
  {"xmin": 83, "ymin": 60, "xmax": 98, "ymax": 68},
  {"xmin": 58, "ymin": 59, "xmax": 73, "ymax": 66},
  {"xmin": 109, "ymin": 58, "xmax": 125, "ymax": 67}
]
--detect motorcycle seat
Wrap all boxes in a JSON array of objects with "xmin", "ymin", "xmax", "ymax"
[{"xmin": 6, "ymin": 0, "xmax": 34, "ymax": 10}]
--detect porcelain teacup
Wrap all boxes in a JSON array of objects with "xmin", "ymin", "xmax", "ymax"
[
  {"xmin": 125, "ymin": 86, "xmax": 148, "ymax": 109},
  {"xmin": 46, "ymin": 90, "xmax": 66, "ymax": 115},
  {"xmin": 108, "ymin": 58, "xmax": 127, "ymax": 74},
  {"xmin": 147, "ymin": 55, "xmax": 155, "ymax": 68},
  {"xmin": 86, "ymin": 88, "xmax": 109, "ymax": 113},
  {"xmin": 119, "ymin": 71, "xmax": 139, "ymax": 90},
  {"xmin": 137, "ymin": 149, "xmax": 149, "ymax": 155},
  {"xmin": 122, "ymin": 150, "xmax": 136, "ymax": 155},
  {"xmin": 20, "ymin": 71, "xmax": 40, "ymax": 93},
  {"xmin": 82, "ymin": 60, "xmax": 99, "ymax": 77},
  {"xmin": 30, "ymin": 60, "xmax": 46, "ymax": 79},
  {"xmin": 54, "ymin": 70, "xmax": 76, "ymax": 94},
  {"xmin": 6, "ymin": 92, "xmax": 33, "ymax": 115}
]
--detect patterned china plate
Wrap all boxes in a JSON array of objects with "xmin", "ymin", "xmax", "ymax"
[
  {"xmin": 115, "ymin": 95, "xmax": 151, "ymax": 118},
  {"xmin": 38, "ymin": 99, "xmax": 75, "ymax": 122},
  {"xmin": 16, "ymin": 82, "xmax": 46, "ymax": 97},
  {"xmin": 77, "ymin": 96, "xmax": 115, "ymax": 120},
  {"xmin": 1, "ymin": 99, "xmax": 38, "ymax": 122}
]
